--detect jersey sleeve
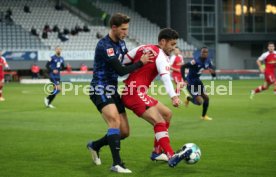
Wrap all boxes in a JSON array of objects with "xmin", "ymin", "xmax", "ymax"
[
  {"xmin": 169, "ymin": 55, "xmax": 176, "ymax": 65},
  {"xmin": 122, "ymin": 45, "xmax": 144, "ymax": 65},
  {"xmin": 179, "ymin": 55, "xmax": 184, "ymax": 63},
  {"xmin": 208, "ymin": 58, "xmax": 215, "ymax": 69},
  {"xmin": 156, "ymin": 50, "xmax": 170, "ymax": 76},
  {"xmin": 47, "ymin": 56, "xmax": 54, "ymax": 71},
  {"xmin": 98, "ymin": 43, "xmax": 118, "ymax": 61},
  {"xmin": 60, "ymin": 58, "xmax": 65, "ymax": 70},
  {"xmin": 1, "ymin": 57, "xmax": 9, "ymax": 68},
  {"xmin": 160, "ymin": 74, "xmax": 177, "ymax": 98},
  {"xmin": 258, "ymin": 52, "xmax": 268, "ymax": 61}
]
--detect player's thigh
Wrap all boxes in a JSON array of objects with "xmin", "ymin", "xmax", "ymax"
[
  {"xmin": 54, "ymin": 79, "xmax": 61, "ymax": 90},
  {"xmin": 265, "ymin": 74, "xmax": 275, "ymax": 87},
  {"xmin": 187, "ymin": 84, "xmax": 203, "ymax": 104},
  {"xmin": 119, "ymin": 112, "xmax": 130, "ymax": 138},
  {"xmin": 201, "ymin": 93, "xmax": 209, "ymax": 102},
  {"xmin": 200, "ymin": 84, "xmax": 209, "ymax": 101},
  {"xmin": 173, "ymin": 76, "xmax": 179, "ymax": 85},
  {"xmin": 122, "ymin": 90, "xmax": 158, "ymax": 117},
  {"xmin": 0, "ymin": 78, "xmax": 4, "ymax": 87},
  {"xmin": 187, "ymin": 83, "xmax": 200, "ymax": 96},
  {"xmin": 112, "ymin": 91, "xmax": 126, "ymax": 114},
  {"xmin": 56, "ymin": 83, "xmax": 61, "ymax": 90},
  {"xmin": 141, "ymin": 106, "xmax": 165, "ymax": 126},
  {"xmin": 175, "ymin": 76, "xmax": 184, "ymax": 88},
  {"xmin": 101, "ymin": 104, "xmax": 121, "ymax": 128},
  {"xmin": 155, "ymin": 102, "xmax": 172, "ymax": 122},
  {"xmin": 50, "ymin": 77, "xmax": 61, "ymax": 87}
]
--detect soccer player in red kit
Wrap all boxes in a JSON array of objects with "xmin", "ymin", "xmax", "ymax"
[
  {"xmin": 250, "ymin": 42, "xmax": 276, "ymax": 99},
  {"xmin": 121, "ymin": 28, "xmax": 192, "ymax": 168},
  {"xmin": 0, "ymin": 50, "xmax": 9, "ymax": 101},
  {"xmin": 170, "ymin": 47, "xmax": 185, "ymax": 95}
]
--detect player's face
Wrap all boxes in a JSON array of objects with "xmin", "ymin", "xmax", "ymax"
[
  {"xmin": 268, "ymin": 44, "xmax": 275, "ymax": 52},
  {"xmin": 174, "ymin": 48, "xmax": 180, "ymax": 55},
  {"xmin": 200, "ymin": 48, "xmax": 208, "ymax": 59},
  {"xmin": 162, "ymin": 39, "xmax": 177, "ymax": 56},
  {"xmin": 55, "ymin": 47, "xmax": 62, "ymax": 56},
  {"xmin": 113, "ymin": 23, "xmax": 129, "ymax": 40}
]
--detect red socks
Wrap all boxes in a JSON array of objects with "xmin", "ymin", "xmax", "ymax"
[
  {"xmin": 153, "ymin": 121, "xmax": 171, "ymax": 154},
  {"xmin": 154, "ymin": 122, "xmax": 174, "ymax": 158},
  {"xmin": 254, "ymin": 85, "xmax": 267, "ymax": 94}
]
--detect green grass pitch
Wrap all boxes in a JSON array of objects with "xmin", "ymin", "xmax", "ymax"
[{"xmin": 0, "ymin": 80, "xmax": 276, "ymax": 177}]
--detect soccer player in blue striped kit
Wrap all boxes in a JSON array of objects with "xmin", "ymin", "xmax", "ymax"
[
  {"xmin": 181, "ymin": 47, "xmax": 216, "ymax": 120},
  {"xmin": 87, "ymin": 13, "xmax": 152, "ymax": 173},
  {"xmin": 44, "ymin": 46, "xmax": 65, "ymax": 108}
]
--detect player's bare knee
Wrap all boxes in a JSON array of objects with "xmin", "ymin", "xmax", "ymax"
[
  {"xmin": 196, "ymin": 97, "xmax": 204, "ymax": 105},
  {"xmin": 57, "ymin": 86, "xmax": 61, "ymax": 90},
  {"xmin": 107, "ymin": 116, "xmax": 121, "ymax": 128},
  {"xmin": 147, "ymin": 115, "xmax": 164, "ymax": 125},
  {"xmin": 120, "ymin": 131, "xmax": 130, "ymax": 139},
  {"xmin": 153, "ymin": 116, "xmax": 166, "ymax": 124},
  {"xmin": 163, "ymin": 110, "xmax": 172, "ymax": 122}
]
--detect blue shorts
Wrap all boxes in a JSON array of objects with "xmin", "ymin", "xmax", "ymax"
[
  {"xmin": 49, "ymin": 72, "xmax": 61, "ymax": 85},
  {"xmin": 50, "ymin": 77, "xmax": 61, "ymax": 85},
  {"xmin": 187, "ymin": 80, "xmax": 205, "ymax": 98},
  {"xmin": 90, "ymin": 88, "xmax": 125, "ymax": 113}
]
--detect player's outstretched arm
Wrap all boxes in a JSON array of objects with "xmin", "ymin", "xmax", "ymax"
[
  {"xmin": 60, "ymin": 62, "xmax": 65, "ymax": 71},
  {"xmin": 45, "ymin": 61, "xmax": 52, "ymax": 72},
  {"xmin": 107, "ymin": 58, "xmax": 143, "ymax": 76},
  {"xmin": 180, "ymin": 62, "xmax": 192, "ymax": 81},
  {"xmin": 209, "ymin": 66, "xmax": 216, "ymax": 77},
  {"xmin": 256, "ymin": 60, "xmax": 264, "ymax": 73},
  {"xmin": 107, "ymin": 53, "xmax": 152, "ymax": 76},
  {"xmin": 160, "ymin": 74, "xmax": 180, "ymax": 107},
  {"xmin": 210, "ymin": 69, "xmax": 216, "ymax": 76}
]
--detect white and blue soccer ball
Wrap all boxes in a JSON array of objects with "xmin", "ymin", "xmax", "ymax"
[{"xmin": 182, "ymin": 143, "xmax": 201, "ymax": 164}]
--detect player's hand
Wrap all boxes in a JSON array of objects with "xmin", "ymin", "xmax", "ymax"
[
  {"xmin": 140, "ymin": 52, "xmax": 155, "ymax": 65},
  {"xmin": 178, "ymin": 81, "xmax": 186, "ymax": 89},
  {"xmin": 171, "ymin": 96, "xmax": 181, "ymax": 107},
  {"xmin": 53, "ymin": 69, "xmax": 58, "ymax": 74}
]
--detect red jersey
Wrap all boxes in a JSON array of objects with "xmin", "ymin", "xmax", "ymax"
[
  {"xmin": 0, "ymin": 57, "xmax": 8, "ymax": 76},
  {"xmin": 123, "ymin": 45, "xmax": 171, "ymax": 90},
  {"xmin": 170, "ymin": 54, "xmax": 184, "ymax": 77},
  {"xmin": 258, "ymin": 51, "xmax": 276, "ymax": 74}
]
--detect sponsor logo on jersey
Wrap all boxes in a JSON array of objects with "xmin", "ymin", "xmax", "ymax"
[{"xmin": 106, "ymin": 48, "xmax": 115, "ymax": 57}]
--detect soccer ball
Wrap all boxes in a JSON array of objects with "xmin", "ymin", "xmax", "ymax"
[{"xmin": 182, "ymin": 143, "xmax": 201, "ymax": 164}]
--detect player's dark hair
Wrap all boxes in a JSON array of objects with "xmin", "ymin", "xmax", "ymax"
[
  {"xmin": 267, "ymin": 41, "xmax": 275, "ymax": 46},
  {"xmin": 109, "ymin": 13, "xmax": 130, "ymax": 27},
  {"xmin": 201, "ymin": 46, "xmax": 208, "ymax": 51},
  {"xmin": 158, "ymin": 28, "xmax": 179, "ymax": 42},
  {"xmin": 174, "ymin": 46, "xmax": 182, "ymax": 52}
]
